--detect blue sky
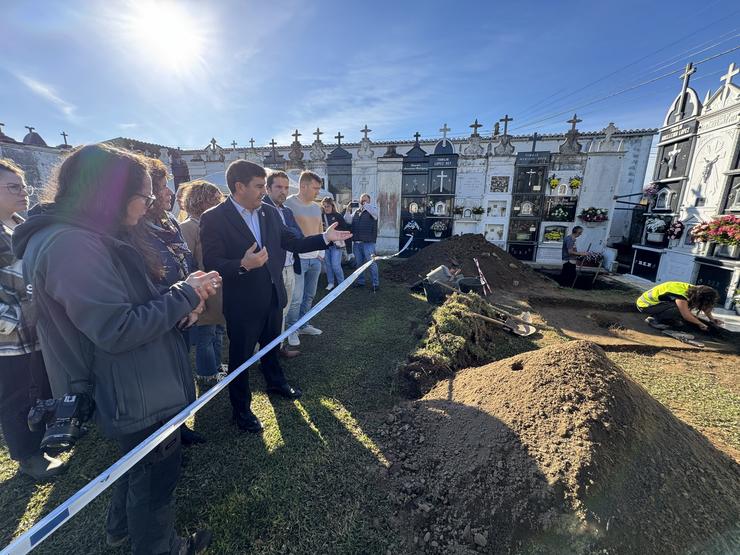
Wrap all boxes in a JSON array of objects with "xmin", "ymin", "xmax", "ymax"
[{"xmin": 1, "ymin": 0, "xmax": 739, "ymax": 149}]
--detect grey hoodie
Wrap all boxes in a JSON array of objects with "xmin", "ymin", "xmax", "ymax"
[{"xmin": 13, "ymin": 208, "xmax": 200, "ymax": 438}]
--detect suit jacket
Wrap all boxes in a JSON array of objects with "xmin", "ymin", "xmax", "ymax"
[
  {"xmin": 200, "ymin": 199, "xmax": 327, "ymax": 319},
  {"xmin": 261, "ymin": 195, "xmax": 302, "ymax": 275}
]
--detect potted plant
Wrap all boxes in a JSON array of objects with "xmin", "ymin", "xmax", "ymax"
[
  {"xmin": 690, "ymin": 215, "xmax": 740, "ymax": 258},
  {"xmin": 430, "ymin": 220, "xmax": 448, "ymax": 238},
  {"xmin": 549, "ymin": 175, "xmax": 561, "ymax": 190},
  {"xmin": 642, "ymin": 184, "xmax": 659, "ymax": 201},
  {"xmin": 453, "ymin": 205, "xmax": 464, "ymax": 219},
  {"xmin": 471, "ymin": 206, "xmax": 485, "ymax": 220},
  {"xmin": 578, "ymin": 207, "xmax": 609, "ymax": 223},
  {"xmin": 569, "ymin": 175, "xmax": 583, "ymax": 190},
  {"xmin": 645, "ymin": 218, "xmax": 667, "ymax": 243}
]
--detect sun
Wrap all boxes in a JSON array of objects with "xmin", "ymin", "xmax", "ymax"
[{"xmin": 119, "ymin": 1, "xmax": 206, "ymax": 74}]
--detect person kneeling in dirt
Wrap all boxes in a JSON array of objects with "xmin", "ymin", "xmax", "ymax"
[{"xmin": 636, "ymin": 281, "xmax": 722, "ymax": 332}]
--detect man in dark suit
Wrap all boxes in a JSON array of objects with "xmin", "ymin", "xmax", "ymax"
[{"xmin": 201, "ymin": 160, "xmax": 351, "ymax": 433}]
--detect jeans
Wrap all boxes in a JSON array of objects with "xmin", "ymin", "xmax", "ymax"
[
  {"xmin": 286, "ymin": 257, "xmax": 322, "ymax": 329},
  {"xmin": 324, "ymin": 246, "xmax": 345, "ymax": 286},
  {"xmin": 353, "ymin": 242, "xmax": 379, "ymax": 287},
  {"xmin": 193, "ymin": 324, "xmax": 225, "ymax": 376},
  {"xmin": 106, "ymin": 425, "xmax": 182, "ymax": 554}
]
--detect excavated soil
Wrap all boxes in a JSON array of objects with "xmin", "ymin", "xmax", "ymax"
[
  {"xmin": 379, "ymin": 341, "xmax": 740, "ymax": 554},
  {"xmin": 385, "ymin": 234, "xmax": 553, "ymax": 291}
]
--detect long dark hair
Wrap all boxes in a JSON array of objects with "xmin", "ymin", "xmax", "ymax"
[
  {"xmin": 49, "ymin": 143, "xmax": 163, "ymax": 279},
  {"xmin": 687, "ymin": 285, "xmax": 718, "ymax": 312}
]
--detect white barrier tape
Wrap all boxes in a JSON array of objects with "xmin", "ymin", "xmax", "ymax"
[{"xmin": 3, "ymin": 236, "xmax": 413, "ymax": 555}]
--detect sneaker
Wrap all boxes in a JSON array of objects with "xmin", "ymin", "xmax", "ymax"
[
  {"xmin": 178, "ymin": 529, "xmax": 213, "ymax": 555},
  {"xmin": 298, "ymin": 325, "xmax": 322, "ymax": 336},
  {"xmin": 645, "ymin": 316, "xmax": 669, "ymax": 330},
  {"xmin": 326, "ymin": 283, "xmax": 335, "ymax": 291},
  {"xmin": 19, "ymin": 453, "xmax": 65, "ymax": 481},
  {"xmin": 372, "ymin": 285, "xmax": 379, "ymax": 293},
  {"xmin": 288, "ymin": 332, "xmax": 301, "ymax": 346}
]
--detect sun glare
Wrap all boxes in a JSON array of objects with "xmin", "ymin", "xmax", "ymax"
[{"xmin": 120, "ymin": 1, "xmax": 206, "ymax": 74}]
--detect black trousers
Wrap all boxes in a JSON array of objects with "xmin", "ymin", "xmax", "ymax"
[
  {"xmin": 641, "ymin": 302, "xmax": 682, "ymax": 323},
  {"xmin": 106, "ymin": 424, "xmax": 182, "ymax": 555},
  {"xmin": 560, "ymin": 262, "xmax": 577, "ymax": 286},
  {"xmin": 225, "ymin": 286, "xmax": 287, "ymax": 413},
  {"xmin": 0, "ymin": 351, "xmax": 51, "ymax": 461}
]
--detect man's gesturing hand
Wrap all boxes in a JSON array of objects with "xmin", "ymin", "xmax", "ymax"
[
  {"xmin": 241, "ymin": 242, "xmax": 269, "ymax": 271},
  {"xmin": 325, "ymin": 222, "xmax": 352, "ymax": 243}
]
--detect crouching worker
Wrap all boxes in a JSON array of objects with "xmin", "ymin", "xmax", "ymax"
[
  {"xmin": 636, "ymin": 281, "xmax": 721, "ymax": 332},
  {"xmin": 13, "ymin": 144, "xmax": 221, "ymax": 555}
]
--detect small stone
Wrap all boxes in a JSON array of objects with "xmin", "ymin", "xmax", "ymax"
[
  {"xmin": 462, "ymin": 523, "xmax": 471, "ymax": 542},
  {"xmin": 474, "ymin": 533, "xmax": 487, "ymax": 547},
  {"xmin": 431, "ymin": 541, "xmax": 439, "ymax": 548},
  {"xmin": 424, "ymin": 531, "xmax": 431, "ymax": 543},
  {"xmin": 386, "ymin": 414, "xmax": 396, "ymax": 424}
]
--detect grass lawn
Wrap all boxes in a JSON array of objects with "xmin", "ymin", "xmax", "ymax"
[{"xmin": 0, "ymin": 281, "xmax": 429, "ymax": 554}]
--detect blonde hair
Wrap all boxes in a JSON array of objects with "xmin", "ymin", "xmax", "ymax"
[{"xmin": 183, "ymin": 180, "xmax": 223, "ymax": 218}]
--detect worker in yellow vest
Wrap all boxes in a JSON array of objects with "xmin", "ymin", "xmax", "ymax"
[{"xmin": 636, "ymin": 281, "xmax": 721, "ymax": 331}]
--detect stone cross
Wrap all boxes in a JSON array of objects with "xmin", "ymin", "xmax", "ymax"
[
  {"xmin": 413, "ymin": 131, "xmax": 421, "ymax": 143},
  {"xmin": 666, "ymin": 144, "xmax": 681, "ymax": 176},
  {"xmin": 526, "ymin": 168, "xmax": 537, "ymax": 188},
  {"xmin": 313, "ymin": 128, "xmax": 323, "ymax": 141},
  {"xmin": 493, "ymin": 122, "xmax": 500, "ymax": 136},
  {"xmin": 361, "ymin": 125, "xmax": 372, "ymax": 139},
  {"xmin": 499, "ymin": 115, "xmax": 513, "ymax": 136},
  {"xmin": 210, "ymin": 137, "xmax": 217, "ymax": 150},
  {"xmin": 436, "ymin": 171, "xmax": 448, "ymax": 192},
  {"xmin": 292, "ymin": 129, "xmax": 301, "ymax": 142},
  {"xmin": 249, "ymin": 138, "xmax": 255, "ymax": 148},
  {"xmin": 469, "ymin": 119, "xmax": 482, "ymax": 136},
  {"xmin": 439, "ymin": 123, "xmax": 451, "ymax": 140},
  {"xmin": 335, "ymin": 131, "xmax": 344, "ymax": 145},
  {"xmin": 531, "ymin": 132, "xmax": 539, "ymax": 152},
  {"xmin": 677, "ymin": 62, "xmax": 696, "ymax": 119},
  {"xmin": 720, "ymin": 62, "xmax": 739, "ymax": 88},
  {"xmin": 269, "ymin": 139, "xmax": 277, "ymax": 157},
  {"xmin": 0, "ymin": 123, "xmax": 4, "ymax": 133},
  {"xmin": 61, "ymin": 131, "xmax": 69, "ymax": 145},
  {"xmin": 567, "ymin": 114, "xmax": 582, "ymax": 133},
  {"xmin": 25, "ymin": 126, "xmax": 35, "ymax": 134},
  {"xmin": 231, "ymin": 140, "xmax": 237, "ymax": 149}
]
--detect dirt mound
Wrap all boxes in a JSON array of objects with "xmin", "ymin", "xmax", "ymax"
[
  {"xmin": 385, "ymin": 234, "xmax": 553, "ymax": 291},
  {"xmin": 379, "ymin": 341, "xmax": 740, "ymax": 554}
]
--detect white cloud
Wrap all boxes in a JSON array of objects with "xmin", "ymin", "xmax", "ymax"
[
  {"xmin": 118, "ymin": 122, "xmax": 139, "ymax": 129},
  {"xmin": 15, "ymin": 73, "xmax": 77, "ymax": 119}
]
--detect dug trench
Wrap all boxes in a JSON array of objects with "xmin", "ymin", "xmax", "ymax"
[{"xmin": 380, "ymin": 234, "xmax": 740, "ymax": 554}]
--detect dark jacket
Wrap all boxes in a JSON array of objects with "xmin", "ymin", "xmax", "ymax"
[
  {"xmin": 351, "ymin": 207, "xmax": 378, "ymax": 243},
  {"xmin": 322, "ymin": 211, "xmax": 350, "ymax": 247},
  {"xmin": 261, "ymin": 195, "xmax": 302, "ymax": 275},
  {"xmin": 12, "ymin": 209, "xmax": 200, "ymax": 438},
  {"xmin": 200, "ymin": 198, "xmax": 326, "ymax": 317},
  {"xmin": 144, "ymin": 214, "xmax": 195, "ymax": 290}
]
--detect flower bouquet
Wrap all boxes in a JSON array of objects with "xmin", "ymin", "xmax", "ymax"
[
  {"xmin": 549, "ymin": 175, "xmax": 561, "ymax": 190},
  {"xmin": 645, "ymin": 218, "xmax": 667, "ymax": 243},
  {"xmin": 471, "ymin": 206, "xmax": 485, "ymax": 220},
  {"xmin": 666, "ymin": 220, "xmax": 684, "ymax": 241},
  {"xmin": 544, "ymin": 229, "xmax": 565, "ymax": 242},
  {"xmin": 578, "ymin": 207, "xmax": 608, "ymax": 223},
  {"xmin": 642, "ymin": 184, "xmax": 660, "ymax": 199},
  {"xmin": 691, "ymin": 215, "xmax": 740, "ymax": 257},
  {"xmin": 548, "ymin": 205, "xmax": 570, "ymax": 221},
  {"xmin": 569, "ymin": 175, "xmax": 583, "ymax": 190},
  {"xmin": 580, "ymin": 251, "xmax": 604, "ymax": 267},
  {"xmin": 430, "ymin": 220, "xmax": 448, "ymax": 238}
]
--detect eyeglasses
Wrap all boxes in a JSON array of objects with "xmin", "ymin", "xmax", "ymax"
[
  {"xmin": 133, "ymin": 193, "xmax": 156, "ymax": 208},
  {"xmin": 3, "ymin": 183, "xmax": 35, "ymax": 196}
]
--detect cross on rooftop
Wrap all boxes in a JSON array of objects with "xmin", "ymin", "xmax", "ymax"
[
  {"xmin": 313, "ymin": 128, "xmax": 323, "ymax": 141},
  {"xmin": 499, "ymin": 115, "xmax": 513, "ymax": 136},
  {"xmin": 677, "ymin": 62, "xmax": 696, "ymax": 119},
  {"xmin": 231, "ymin": 140, "xmax": 237, "ymax": 149},
  {"xmin": 531, "ymin": 132, "xmax": 539, "ymax": 152},
  {"xmin": 720, "ymin": 62, "xmax": 739, "ymax": 88},
  {"xmin": 469, "ymin": 119, "xmax": 482, "ymax": 135},
  {"xmin": 210, "ymin": 137, "xmax": 217, "ymax": 150},
  {"xmin": 361, "ymin": 125, "xmax": 372, "ymax": 139},
  {"xmin": 439, "ymin": 123, "xmax": 451, "ymax": 140},
  {"xmin": 25, "ymin": 126, "xmax": 35, "ymax": 134},
  {"xmin": 0, "ymin": 123, "xmax": 4, "ymax": 133},
  {"xmin": 61, "ymin": 131, "xmax": 68, "ymax": 145},
  {"xmin": 335, "ymin": 131, "xmax": 344, "ymax": 145},
  {"xmin": 567, "ymin": 114, "xmax": 582, "ymax": 133},
  {"xmin": 249, "ymin": 138, "xmax": 255, "ymax": 148},
  {"xmin": 292, "ymin": 129, "xmax": 301, "ymax": 142},
  {"xmin": 269, "ymin": 139, "xmax": 277, "ymax": 156},
  {"xmin": 413, "ymin": 131, "xmax": 421, "ymax": 143}
]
